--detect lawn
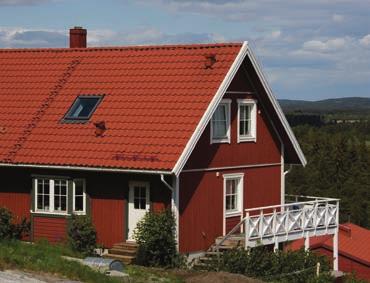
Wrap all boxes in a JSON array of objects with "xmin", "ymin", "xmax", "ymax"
[{"xmin": 0, "ymin": 240, "xmax": 184, "ymax": 283}]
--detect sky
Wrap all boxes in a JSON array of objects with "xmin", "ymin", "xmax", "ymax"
[{"xmin": 0, "ymin": 0, "xmax": 369, "ymax": 100}]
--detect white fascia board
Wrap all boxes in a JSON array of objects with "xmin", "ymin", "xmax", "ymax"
[
  {"xmin": 172, "ymin": 41, "xmax": 250, "ymax": 176},
  {"xmin": 0, "ymin": 162, "xmax": 172, "ymax": 175},
  {"xmin": 246, "ymin": 47, "xmax": 307, "ymax": 166}
]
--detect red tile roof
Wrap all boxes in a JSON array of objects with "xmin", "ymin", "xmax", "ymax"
[
  {"xmin": 288, "ymin": 223, "xmax": 370, "ymax": 265},
  {"xmin": 0, "ymin": 44, "xmax": 242, "ymax": 171}
]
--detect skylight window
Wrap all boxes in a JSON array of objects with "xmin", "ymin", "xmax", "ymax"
[{"xmin": 64, "ymin": 96, "xmax": 102, "ymax": 121}]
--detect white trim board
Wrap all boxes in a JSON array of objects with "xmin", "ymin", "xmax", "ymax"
[
  {"xmin": 173, "ymin": 41, "xmax": 250, "ymax": 176},
  {"xmin": 173, "ymin": 41, "xmax": 306, "ymax": 176}
]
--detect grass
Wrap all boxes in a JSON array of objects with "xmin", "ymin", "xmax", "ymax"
[{"xmin": 0, "ymin": 240, "xmax": 185, "ymax": 283}]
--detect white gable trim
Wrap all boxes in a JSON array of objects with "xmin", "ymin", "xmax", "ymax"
[
  {"xmin": 172, "ymin": 41, "xmax": 250, "ymax": 176},
  {"xmin": 246, "ymin": 47, "xmax": 307, "ymax": 166},
  {"xmin": 172, "ymin": 41, "xmax": 306, "ymax": 176}
]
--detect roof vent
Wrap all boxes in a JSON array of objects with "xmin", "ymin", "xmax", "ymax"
[
  {"xmin": 204, "ymin": 54, "xmax": 217, "ymax": 69},
  {"xmin": 94, "ymin": 121, "xmax": 106, "ymax": 137},
  {"xmin": 70, "ymin": 26, "xmax": 87, "ymax": 48}
]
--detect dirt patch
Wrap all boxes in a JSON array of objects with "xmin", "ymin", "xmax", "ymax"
[{"xmin": 179, "ymin": 271, "xmax": 263, "ymax": 283}]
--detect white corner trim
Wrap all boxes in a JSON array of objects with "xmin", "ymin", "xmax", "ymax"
[
  {"xmin": 237, "ymin": 98, "xmax": 257, "ymax": 143},
  {"xmin": 172, "ymin": 41, "xmax": 250, "ymax": 176},
  {"xmin": 246, "ymin": 48, "xmax": 307, "ymax": 166}
]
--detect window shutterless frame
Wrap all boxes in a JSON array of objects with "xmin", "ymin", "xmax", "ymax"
[
  {"xmin": 223, "ymin": 173, "xmax": 244, "ymax": 217},
  {"xmin": 62, "ymin": 95, "xmax": 104, "ymax": 123},
  {"xmin": 72, "ymin": 179, "xmax": 86, "ymax": 215},
  {"xmin": 210, "ymin": 98, "xmax": 231, "ymax": 144},
  {"xmin": 237, "ymin": 99, "xmax": 257, "ymax": 143},
  {"xmin": 34, "ymin": 178, "xmax": 68, "ymax": 214}
]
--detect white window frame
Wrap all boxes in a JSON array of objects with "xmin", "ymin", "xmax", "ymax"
[
  {"xmin": 210, "ymin": 99, "xmax": 231, "ymax": 144},
  {"xmin": 237, "ymin": 99, "xmax": 257, "ymax": 143},
  {"xmin": 72, "ymin": 179, "xmax": 86, "ymax": 215},
  {"xmin": 34, "ymin": 178, "xmax": 68, "ymax": 215},
  {"xmin": 223, "ymin": 173, "xmax": 244, "ymax": 218}
]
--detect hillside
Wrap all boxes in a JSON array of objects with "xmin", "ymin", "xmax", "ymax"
[{"xmin": 279, "ymin": 97, "xmax": 370, "ymax": 113}]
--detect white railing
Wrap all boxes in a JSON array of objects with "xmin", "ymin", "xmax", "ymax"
[
  {"xmin": 244, "ymin": 195, "xmax": 339, "ymax": 247},
  {"xmin": 215, "ymin": 195, "xmax": 339, "ymax": 251}
]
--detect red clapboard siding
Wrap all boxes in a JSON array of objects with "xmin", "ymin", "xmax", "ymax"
[
  {"xmin": 314, "ymin": 247, "xmax": 370, "ymax": 281},
  {"xmin": 184, "ymin": 71, "xmax": 281, "ymax": 171},
  {"xmin": 91, "ymin": 198, "xmax": 125, "ymax": 248},
  {"xmin": 0, "ymin": 192, "xmax": 30, "ymax": 220},
  {"xmin": 179, "ymin": 166, "xmax": 281, "ymax": 253},
  {"xmin": 33, "ymin": 217, "xmax": 67, "ymax": 243},
  {"xmin": 226, "ymin": 216, "xmax": 241, "ymax": 234}
]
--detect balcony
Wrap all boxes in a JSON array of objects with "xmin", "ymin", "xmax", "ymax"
[{"xmin": 216, "ymin": 195, "xmax": 340, "ymax": 270}]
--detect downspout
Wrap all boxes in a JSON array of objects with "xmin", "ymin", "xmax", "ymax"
[
  {"xmin": 160, "ymin": 174, "xmax": 173, "ymax": 192},
  {"xmin": 160, "ymin": 174, "xmax": 179, "ymax": 251}
]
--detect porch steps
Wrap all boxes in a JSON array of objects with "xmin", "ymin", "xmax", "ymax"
[
  {"xmin": 192, "ymin": 235, "xmax": 244, "ymax": 271},
  {"xmin": 103, "ymin": 242, "xmax": 138, "ymax": 265}
]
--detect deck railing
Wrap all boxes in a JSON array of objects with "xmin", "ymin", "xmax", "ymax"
[
  {"xmin": 215, "ymin": 195, "xmax": 339, "ymax": 250},
  {"xmin": 244, "ymin": 195, "xmax": 339, "ymax": 247}
]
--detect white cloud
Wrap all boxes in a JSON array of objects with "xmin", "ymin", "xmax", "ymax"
[
  {"xmin": 359, "ymin": 34, "xmax": 370, "ymax": 47},
  {"xmin": 302, "ymin": 37, "xmax": 350, "ymax": 52}
]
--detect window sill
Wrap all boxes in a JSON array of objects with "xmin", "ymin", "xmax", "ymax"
[
  {"xmin": 211, "ymin": 138, "xmax": 231, "ymax": 144},
  {"xmin": 238, "ymin": 136, "xmax": 256, "ymax": 143},
  {"xmin": 225, "ymin": 211, "xmax": 242, "ymax": 218},
  {"xmin": 31, "ymin": 210, "xmax": 70, "ymax": 216}
]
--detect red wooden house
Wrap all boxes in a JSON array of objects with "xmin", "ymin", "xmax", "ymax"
[{"xmin": 0, "ymin": 27, "xmax": 339, "ymax": 266}]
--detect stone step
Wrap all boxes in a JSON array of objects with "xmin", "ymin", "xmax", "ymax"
[
  {"xmin": 108, "ymin": 248, "xmax": 137, "ymax": 257},
  {"xmin": 103, "ymin": 254, "xmax": 135, "ymax": 265}
]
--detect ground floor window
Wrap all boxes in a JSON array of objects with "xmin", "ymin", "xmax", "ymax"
[
  {"xmin": 223, "ymin": 173, "xmax": 244, "ymax": 216},
  {"xmin": 34, "ymin": 178, "xmax": 86, "ymax": 214}
]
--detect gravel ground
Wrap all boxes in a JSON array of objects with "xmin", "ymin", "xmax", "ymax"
[{"xmin": 0, "ymin": 270, "xmax": 81, "ymax": 283}]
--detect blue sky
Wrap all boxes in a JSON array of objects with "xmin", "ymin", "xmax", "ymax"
[{"xmin": 0, "ymin": 0, "xmax": 369, "ymax": 100}]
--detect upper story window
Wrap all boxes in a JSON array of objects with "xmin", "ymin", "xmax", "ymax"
[
  {"xmin": 238, "ymin": 99, "xmax": 257, "ymax": 142},
  {"xmin": 34, "ymin": 178, "xmax": 86, "ymax": 215},
  {"xmin": 211, "ymin": 99, "xmax": 231, "ymax": 143},
  {"xmin": 63, "ymin": 96, "xmax": 103, "ymax": 121}
]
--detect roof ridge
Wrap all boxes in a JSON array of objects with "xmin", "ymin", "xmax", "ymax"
[{"xmin": 0, "ymin": 42, "xmax": 243, "ymax": 53}]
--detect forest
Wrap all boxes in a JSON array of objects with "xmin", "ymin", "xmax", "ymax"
[{"xmin": 284, "ymin": 103, "xmax": 370, "ymax": 229}]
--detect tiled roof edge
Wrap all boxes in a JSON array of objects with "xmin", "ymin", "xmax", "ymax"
[{"xmin": 0, "ymin": 42, "xmax": 243, "ymax": 53}]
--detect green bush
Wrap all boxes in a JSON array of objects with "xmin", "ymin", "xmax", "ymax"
[
  {"xmin": 208, "ymin": 246, "xmax": 332, "ymax": 283},
  {"xmin": 68, "ymin": 215, "xmax": 97, "ymax": 256},
  {"xmin": 0, "ymin": 207, "xmax": 30, "ymax": 240},
  {"xmin": 134, "ymin": 209, "xmax": 183, "ymax": 267}
]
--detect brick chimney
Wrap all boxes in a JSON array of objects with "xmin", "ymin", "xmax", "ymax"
[{"xmin": 70, "ymin": 26, "xmax": 87, "ymax": 48}]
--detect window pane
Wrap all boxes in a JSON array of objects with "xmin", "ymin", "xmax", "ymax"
[
  {"xmin": 225, "ymin": 179, "xmax": 239, "ymax": 212},
  {"xmin": 212, "ymin": 104, "xmax": 228, "ymax": 139},
  {"xmin": 54, "ymin": 180, "xmax": 67, "ymax": 212},
  {"xmin": 134, "ymin": 198, "xmax": 140, "ymax": 209},
  {"xmin": 37, "ymin": 179, "xmax": 50, "ymax": 211},
  {"xmin": 140, "ymin": 198, "xmax": 146, "ymax": 209},
  {"xmin": 65, "ymin": 96, "xmax": 102, "ymax": 120},
  {"xmin": 75, "ymin": 196, "xmax": 84, "ymax": 211}
]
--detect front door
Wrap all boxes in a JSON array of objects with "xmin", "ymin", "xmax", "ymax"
[{"xmin": 128, "ymin": 181, "xmax": 150, "ymax": 241}]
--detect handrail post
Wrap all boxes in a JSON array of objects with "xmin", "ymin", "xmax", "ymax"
[{"xmin": 245, "ymin": 212, "xmax": 249, "ymax": 250}]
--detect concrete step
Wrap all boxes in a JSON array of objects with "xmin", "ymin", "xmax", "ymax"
[{"xmin": 103, "ymin": 254, "xmax": 135, "ymax": 265}]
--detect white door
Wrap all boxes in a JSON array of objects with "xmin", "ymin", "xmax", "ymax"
[{"xmin": 128, "ymin": 181, "xmax": 150, "ymax": 241}]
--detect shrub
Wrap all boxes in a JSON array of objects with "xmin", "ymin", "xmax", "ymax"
[
  {"xmin": 0, "ymin": 207, "xmax": 30, "ymax": 240},
  {"xmin": 68, "ymin": 215, "xmax": 97, "ymax": 256},
  {"xmin": 207, "ymin": 246, "xmax": 332, "ymax": 283},
  {"xmin": 134, "ymin": 209, "xmax": 183, "ymax": 267}
]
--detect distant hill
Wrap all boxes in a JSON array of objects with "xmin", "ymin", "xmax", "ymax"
[{"xmin": 278, "ymin": 97, "xmax": 370, "ymax": 113}]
